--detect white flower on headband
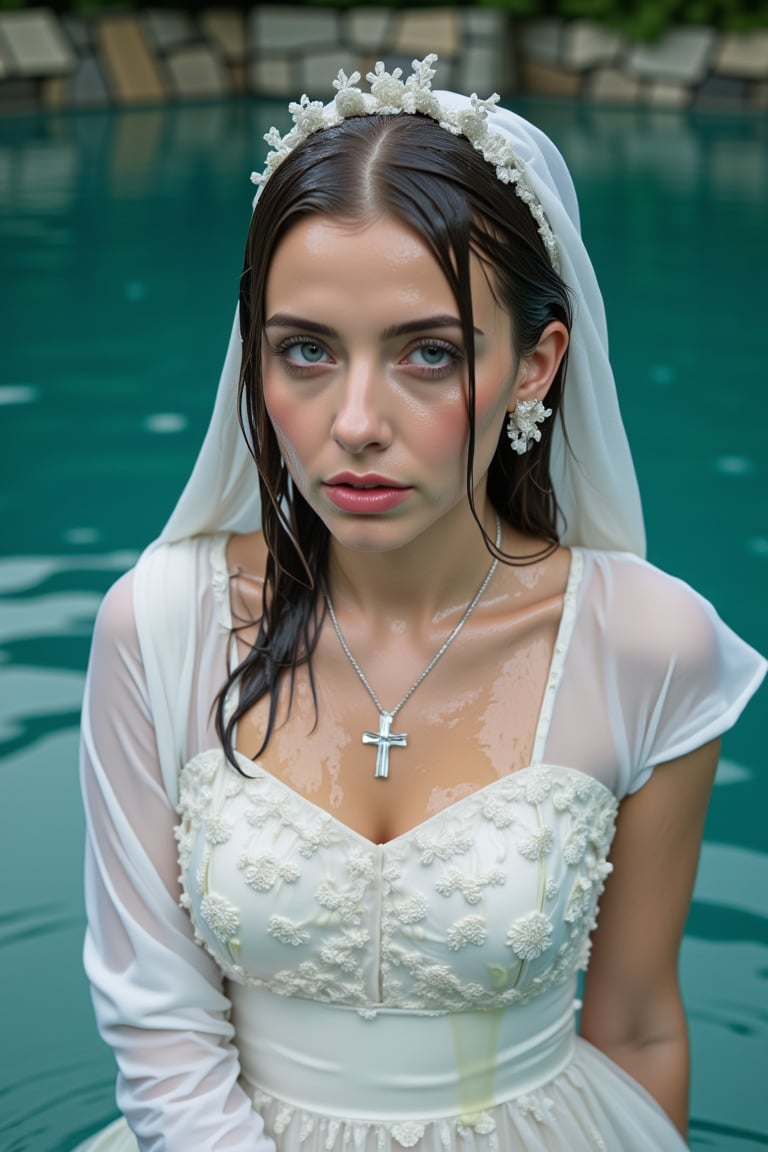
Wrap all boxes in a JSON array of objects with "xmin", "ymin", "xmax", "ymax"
[
  {"xmin": 332, "ymin": 69, "xmax": 366, "ymax": 117},
  {"xmin": 250, "ymin": 55, "xmax": 559, "ymax": 272},
  {"xmin": 367, "ymin": 60, "xmax": 405, "ymax": 111}
]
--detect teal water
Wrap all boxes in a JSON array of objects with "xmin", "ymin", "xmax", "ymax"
[{"xmin": 0, "ymin": 98, "xmax": 766, "ymax": 1151}]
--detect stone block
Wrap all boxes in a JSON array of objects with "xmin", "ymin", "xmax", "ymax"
[
  {"xmin": 41, "ymin": 74, "xmax": 66, "ymax": 107},
  {"xmin": 714, "ymin": 32, "xmax": 768, "ymax": 79},
  {"xmin": 695, "ymin": 73, "xmax": 750, "ymax": 107},
  {"xmin": 628, "ymin": 27, "xmax": 715, "ymax": 84},
  {"xmin": 346, "ymin": 8, "xmax": 393, "ymax": 53},
  {"xmin": 645, "ymin": 81, "xmax": 691, "ymax": 107},
  {"xmin": 165, "ymin": 45, "xmax": 229, "ymax": 99},
  {"xmin": 586, "ymin": 67, "xmax": 642, "ymax": 104},
  {"xmin": 229, "ymin": 61, "xmax": 248, "ymax": 94},
  {"xmin": 251, "ymin": 7, "xmax": 339, "ymax": 53},
  {"xmin": 462, "ymin": 8, "xmax": 508, "ymax": 41},
  {"xmin": 97, "ymin": 16, "xmax": 166, "ymax": 104},
  {"xmin": 0, "ymin": 10, "xmax": 75, "ymax": 77},
  {"xmin": 394, "ymin": 9, "xmax": 460, "ymax": 58},
  {"xmin": 456, "ymin": 41, "xmax": 515, "ymax": 97},
  {"xmin": 200, "ymin": 9, "xmax": 245, "ymax": 63},
  {"xmin": 300, "ymin": 49, "xmax": 367, "ymax": 97},
  {"xmin": 0, "ymin": 77, "xmax": 38, "ymax": 109},
  {"xmin": 69, "ymin": 54, "xmax": 110, "ymax": 107},
  {"xmin": 521, "ymin": 19, "xmax": 563, "ymax": 65},
  {"xmin": 249, "ymin": 55, "xmax": 294, "ymax": 97},
  {"xmin": 563, "ymin": 20, "xmax": 625, "ymax": 71},
  {"xmin": 61, "ymin": 16, "xmax": 92, "ymax": 53},
  {"xmin": 520, "ymin": 59, "xmax": 581, "ymax": 98},
  {"xmin": 141, "ymin": 9, "xmax": 194, "ymax": 53}
]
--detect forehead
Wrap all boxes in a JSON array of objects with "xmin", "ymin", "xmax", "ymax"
[
  {"xmin": 269, "ymin": 214, "xmax": 447, "ymax": 283},
  {"xmin": 265, "ymin": 213, "xmax": 506, "ymax": 334}
]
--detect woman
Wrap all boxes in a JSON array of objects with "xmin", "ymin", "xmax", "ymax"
[{"xmin": 79, "ymin": 57, "xmax": 765, "ymax": 1151}]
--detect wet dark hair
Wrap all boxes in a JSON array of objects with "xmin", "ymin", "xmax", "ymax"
[{"xmin": 217, "ymin": 112, "xmax": 572, "ymax": 762}]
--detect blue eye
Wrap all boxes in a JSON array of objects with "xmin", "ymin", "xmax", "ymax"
[
  {"xmin": 413, "ymin": 344, "xmax": 450, "ymax": 366},
  {"xmin": 405, "ymin": 340, "xmax": 461, "ymax": 375},
  {"xmin": 283, "ymin": 339, "xmax": 329, "ymax": 365}
]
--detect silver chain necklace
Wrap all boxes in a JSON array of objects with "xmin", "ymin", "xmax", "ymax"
[{"xmin": 323, "ymin": 515, "xmax": 501, "ymax": 779}]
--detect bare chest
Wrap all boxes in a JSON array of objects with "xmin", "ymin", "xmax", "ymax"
[{"xmin": 233, "ymin": 603, "xmax": 562, "ymax": 843}]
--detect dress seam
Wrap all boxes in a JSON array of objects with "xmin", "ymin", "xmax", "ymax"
[{"xmin": 531, "ymin": 548, "xmax": 584, "ymax": 765}]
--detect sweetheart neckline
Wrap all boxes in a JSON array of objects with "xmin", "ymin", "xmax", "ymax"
[{"xmin": 181, "ymin": 751, "xmax": 617, "ymax": 849}]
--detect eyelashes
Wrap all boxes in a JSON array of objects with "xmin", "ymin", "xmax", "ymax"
[
  {"xmin": 268, "ymin": 335, "xmax": 464, "ymax": 380},
  {"xmin": 273, "ymin": 336, "xmax": 331, "ymax": 371},
  {"xmin": 404, "ymin": 338, "xmax": 463, "ymax": 377}
]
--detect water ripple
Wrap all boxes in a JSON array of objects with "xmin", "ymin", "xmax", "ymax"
[
  {"xmin": 0, "ymin": 1058, "xmax": 118, "ymax": 1152},
  {"xmin": 0, "ymin": 902, "xmax": 83, "ymax": 947},
  {"xmin": 690, "ymin": 1118, "xmax": 768, "ymax": 1149},
  {"xmin": 0, "ymin": 553, "xmax": 137, "ymax": 596}
]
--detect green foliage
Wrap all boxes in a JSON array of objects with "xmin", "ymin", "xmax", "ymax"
[
  {"xmin": 3, "ymin": 0, "xmax": 768, "ymax": 38},
  {"xmin": 478, "ymin": 0, "xmax": 768, "ymax": 37},
  {"xmin": 475, "ymin": 0, "xmax": 543, "ymax": 14},
  {"xmin": 503, "ymin": 0, "xmax": 768, "ymax": 37}
]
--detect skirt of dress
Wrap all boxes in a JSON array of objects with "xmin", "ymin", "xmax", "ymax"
[{"xmin": 73, "ymin": 1036, "xmax": 688, "ymax": 1152}]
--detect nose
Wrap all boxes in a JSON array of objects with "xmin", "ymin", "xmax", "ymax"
[{"xmin": 331, "ymin": 359, "xmax": 392, "ymax": 453}]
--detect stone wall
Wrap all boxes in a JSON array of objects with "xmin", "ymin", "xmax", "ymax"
[
  {"xmin": 0, "ymin": 6, "xmax": 766, "ymax": 113},
  {"xmin": 520, "ymin": 17, "xmax": 768, "ymax": 109}
]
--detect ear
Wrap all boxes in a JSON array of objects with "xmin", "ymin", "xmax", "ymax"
[{"xmin": 509, "ymin": 321, "xmax": 569, "ymax": 409}]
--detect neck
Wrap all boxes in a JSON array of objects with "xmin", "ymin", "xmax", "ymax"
[{"xmin": 326, "ymin": 500, "xmax": 500, "ymax": 628}]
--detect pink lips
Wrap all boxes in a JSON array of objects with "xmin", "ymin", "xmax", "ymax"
[{"xmin": 323, "ymin": 473, "xmax": 412, "ymax": 514}]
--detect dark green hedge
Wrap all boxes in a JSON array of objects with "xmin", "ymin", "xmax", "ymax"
[
  {"xmin": 3, "ymin": 0, "xmax": 768, "ymax": 41},
  {"xmin": 496, "ymin": 0, "xmax": 768, "ymax": 39}
]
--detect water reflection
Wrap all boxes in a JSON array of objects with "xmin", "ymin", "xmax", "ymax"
[
  {"xmin": 0, "ymin": 101, "xmax": 764, "ymax": 213},
  {"xmin": 1, "ymin": 97, "xmax": 765, "ymax": 1152}
]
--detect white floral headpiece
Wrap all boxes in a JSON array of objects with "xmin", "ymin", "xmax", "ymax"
[{"xmin": 250, "ymin": 55, "xmax": 560, "ymax": 272}]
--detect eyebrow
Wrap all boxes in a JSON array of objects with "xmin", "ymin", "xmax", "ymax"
[{"xmin": 264, "ymin": 313, "xmax": 483, "ymax": 339}]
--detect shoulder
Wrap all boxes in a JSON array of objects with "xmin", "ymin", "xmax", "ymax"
[
  {"xmin": 226, "ymin": 530, "xmax": 268, "ymax": 587},
  {"xmin": 134, "ymin": 533, "xmax": 232, "ymax": 610},
  {"xmin": 574, "ymin": 549, "xmax": 765, "ymax": 786},
  {"xmin": 92, "ymin": 566, "xmax": 138, "ymax": 652},
  {"xmin": 226, "ymin": 531, "xmax": 268, "ymax": 627},
  {"xmin": 578, "ymin": 549, "xmax": 724, "ymax": 668},
  {"xmin": 94, "ymin": 534, "xmax": 232, "ymax": 655}
]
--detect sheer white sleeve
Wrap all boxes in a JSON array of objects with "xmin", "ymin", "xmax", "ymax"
[
  {"xmin": 615, "ymin": 560, "xmax": 766, "ymax": 792},
  {"xmin": 81, "ymin": 570, "xmax": 275, "ymax": 1152},
  {"xmin": 545, "ymin": 552, "xmax": 766, "ymax": 798}
]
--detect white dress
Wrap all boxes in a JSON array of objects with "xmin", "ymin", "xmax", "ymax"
[{"xmin": 78, "ymin": 536, "xmax": 766, "ymax": 1152}]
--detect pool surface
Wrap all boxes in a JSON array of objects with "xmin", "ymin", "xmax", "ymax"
[{"xmin": 1, "ymin": 97, "xmax": 766, "ymax": 1151}]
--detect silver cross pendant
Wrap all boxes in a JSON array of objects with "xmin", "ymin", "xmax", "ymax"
[{"xmin": 362, "ymin": 712, "xmax": 407, "ymax": 779}]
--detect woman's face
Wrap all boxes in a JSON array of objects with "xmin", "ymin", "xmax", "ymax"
[{"xmin": 261, "ymin": 213, "xmax": 522, "ymax": 553}]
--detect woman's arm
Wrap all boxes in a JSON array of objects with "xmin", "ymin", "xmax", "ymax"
[
  {"xmin": 579, "ymin": 738, "xmax": 720, "ymax": 1139},
  {"xmin": 81, "ymin": 570, "xmax": 275, "ymax": 1152}
]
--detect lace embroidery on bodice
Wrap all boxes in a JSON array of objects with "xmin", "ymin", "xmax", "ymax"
[
  {"xmin": 175, "ymin": 538, "xmax": 618, "ymax": 1013},
  {"xmin": 176, "ymin": 757, "xmax": 618, "ymax": 1013}
]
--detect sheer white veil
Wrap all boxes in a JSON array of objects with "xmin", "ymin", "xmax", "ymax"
[{"xmin": 134, "ymin": 87, "xmax": 645, "ymax": 801}]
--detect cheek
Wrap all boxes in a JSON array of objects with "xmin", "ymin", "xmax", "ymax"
[
  {"xmin": 262, "ymin": 377, "xmax": 310, "ymax": 477},
  {"xmin": 474, "ymin": 388, "xmax": 509, "ymax": 439},
  {"xmin": 471, "ymin": 361, "xmax": 517, "ymax": 461},
  {"xmin": 407, "ymin": 396, "xmax": 470, "ymax": 472},
  {"xmin": 476, "ymin": 371, "xmax": 514, "ymax": 429}
]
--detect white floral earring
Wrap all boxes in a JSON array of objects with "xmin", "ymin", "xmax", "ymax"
[{"xmin": 506, "ymin": 398, "xmax": 552, "ymax": 455}]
